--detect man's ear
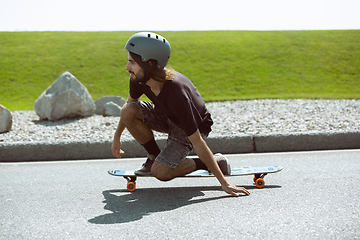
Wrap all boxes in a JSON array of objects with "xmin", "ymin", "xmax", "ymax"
[{"xmin": 148, "ymin": 59, "xmax": 158, "ymax": 69}]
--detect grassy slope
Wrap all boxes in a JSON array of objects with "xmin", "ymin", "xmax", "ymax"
[
  {"xmin": 167, "ymin": 30, "xmax": 360, "ymax": 101},
  {"xmin": 0, "ymin": 30, "xmax": 359, "ymax": 110}
]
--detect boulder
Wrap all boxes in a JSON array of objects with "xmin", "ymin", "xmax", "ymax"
[
  {"xmin": 94, "ymin": 96, "xmax": 126, "ymax": 115},
  {"xmin": 34, "ymin": 72, "xmax": 96, "ymax": 121},
  {"xmin": 103, "ymin": 101, "xmax": 121, "ymax": 117},
  {"xmin": 0, "ymin": 105, "xmax": 12, "ymax": 133}
]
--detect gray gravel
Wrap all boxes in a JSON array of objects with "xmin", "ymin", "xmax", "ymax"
[{"xmin": 1, "ymin": 99, "xmax": 360, "ymax": 144}]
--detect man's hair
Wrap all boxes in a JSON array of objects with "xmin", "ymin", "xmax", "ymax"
[{"xmin": 129, "ymin": 51, "xmax": 175, "ymax": 82}]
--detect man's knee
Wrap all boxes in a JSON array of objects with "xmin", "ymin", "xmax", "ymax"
[
  {"xmin": 151, "ymin": 163, "xmax": 174, "ymax": 182},
  {"xmin": 120, "ymin": 102, "xmax": 141, "ymax": 123}
]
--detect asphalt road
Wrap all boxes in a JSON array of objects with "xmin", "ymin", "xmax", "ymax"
[{"xmin": 1, "ymin": 149, "xmax": 359, "ymax": 239}]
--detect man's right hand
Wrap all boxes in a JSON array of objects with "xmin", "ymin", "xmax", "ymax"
[{"xmin": 112, "ymin": 139, "xmax": 125, "ymax": 158}]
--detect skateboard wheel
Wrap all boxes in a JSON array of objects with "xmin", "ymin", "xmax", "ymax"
[
  {"xmin": 253, "ymin": 177, "xmax": 257, "ymax": 183},
  {"xmin": 255, "ymin": 178, "xmax": 265, "ymax": 188},
  {"xmin": 127, "ymin": 182, "xmax": 136, "ymax": 192}
]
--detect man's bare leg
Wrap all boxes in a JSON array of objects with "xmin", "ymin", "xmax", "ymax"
[
  {"xmin": 151, "ymin": 158, "xmax": 197, "ymax": 181},
  {"xmin": 121, "ymin": 102, "xmax": 162, "ymax": 175},
  {"xmin": 121, "ymin": 102, "xmax": 198, "ymax": 180},
  {"xmin": 121, "ymin": 102, "xmax": 153, "ymax": 144}
]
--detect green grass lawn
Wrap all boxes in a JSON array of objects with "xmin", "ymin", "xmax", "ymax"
[{"xmin": 1, "ymin": 30, "xmax": 359, "ymax": 110}]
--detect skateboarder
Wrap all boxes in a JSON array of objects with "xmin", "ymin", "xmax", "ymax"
[{"xmin": 112, "ymin": 32, "xmax": 250, "ymax": 197}]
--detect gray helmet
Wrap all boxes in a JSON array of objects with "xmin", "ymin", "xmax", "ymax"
[{"xmin": 125, "ymin": 32, "xmax": 171, "ymax": 69}]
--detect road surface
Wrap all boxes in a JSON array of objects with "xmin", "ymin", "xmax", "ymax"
[{"xmin": 1, "ymin": 149, "xmax": 359, "ymax": 239}]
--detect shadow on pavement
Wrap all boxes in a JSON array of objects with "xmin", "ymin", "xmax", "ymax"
[
  {"xmin": 89, "ymin": 186, "xmax": 235, "ymax": 224},
  {"xmin": 88, "ymin": 184, "xmax": 281, "ymax": 224}
]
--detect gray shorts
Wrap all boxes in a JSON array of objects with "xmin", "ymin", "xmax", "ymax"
[{"xmin": 135, "ymin": 101, "xmax": 207, "ymax": 169}]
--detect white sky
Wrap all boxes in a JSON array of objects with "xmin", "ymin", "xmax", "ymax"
[{"xmin": 1, "ymin": 0, "xmax": 360, "ymax": 31}]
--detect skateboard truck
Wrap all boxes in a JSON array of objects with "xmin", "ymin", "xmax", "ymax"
[{"xmin": 123, "ymin": 176, "xmax": 137, "ymax": 192}]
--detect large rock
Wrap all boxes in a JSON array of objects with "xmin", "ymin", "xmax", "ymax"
[
  {"xmin": 34, "ymin": 72, "xmax": 96, "ymax": 121},
  {"xmin": 0, "ymin": 105, "xmax": 12, "ymax": 133},
  {"xmin": 94, "ymin": 96, "xmax": 126, "ymax": 115},
  {"xmin": 103, "ymin": 101, "xmax": 121, "ymax": 117}
]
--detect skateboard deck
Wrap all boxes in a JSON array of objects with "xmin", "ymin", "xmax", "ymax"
[{"xmin": 108, "ymin": 166, "xmax": 283, "ymax": 191}]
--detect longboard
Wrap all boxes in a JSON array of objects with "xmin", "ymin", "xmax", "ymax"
[{"xmin": 108, "ymin": 166, "xmax": 283, "ymax": 191}]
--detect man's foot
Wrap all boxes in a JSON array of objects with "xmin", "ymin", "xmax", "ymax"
[
  {"xmin": 134, "ymin": 157, "xmax": 154, "ymax": 176},
  {"xmin": 214, "ymin": 153, "xmax": 231, "ymax": 175}
]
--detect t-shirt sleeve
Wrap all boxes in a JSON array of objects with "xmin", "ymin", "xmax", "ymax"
[{"xmin": 129, "ymin": 79, "xmax": 143, "ymax": 99}]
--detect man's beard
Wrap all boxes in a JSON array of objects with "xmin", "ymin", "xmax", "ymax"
[{"xmin": 129, "ymin": 70, "xmax": 151, "ymax": 84}]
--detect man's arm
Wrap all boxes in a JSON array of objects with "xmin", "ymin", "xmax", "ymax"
[
  {"xmin": 111, "ymin": 95, "xmax": 139, "ymax": 158},
  {"xmin": 188, "ymin": 130, "xmax": 250, "ymax": 197}
]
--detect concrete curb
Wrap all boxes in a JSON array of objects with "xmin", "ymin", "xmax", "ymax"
[
  {"xmin": 254, "ymin": 131, "xmax": 360, "ymax": 152},
  {"xmin": 1, "ymin": 131, "xmax": 360, "ymax": 162}
]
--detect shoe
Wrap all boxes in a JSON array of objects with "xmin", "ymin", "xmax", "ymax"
[
  {"xmin": 214, "ymin": 153, "xmax": 231, "ymax": 175},
  {"xmin": 134, "ymin": 158, "xmax": 154, "ymax": 176}
]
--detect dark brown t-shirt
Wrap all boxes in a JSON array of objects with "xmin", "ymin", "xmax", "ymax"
[{"xmin": 129, "ymin": 71, "xmax": 213, "ymax": 136}]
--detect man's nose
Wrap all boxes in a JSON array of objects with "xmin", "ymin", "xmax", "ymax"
[{"xmin": 125, "ymin": 62, "xmax": 131, "ymax": 71}]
